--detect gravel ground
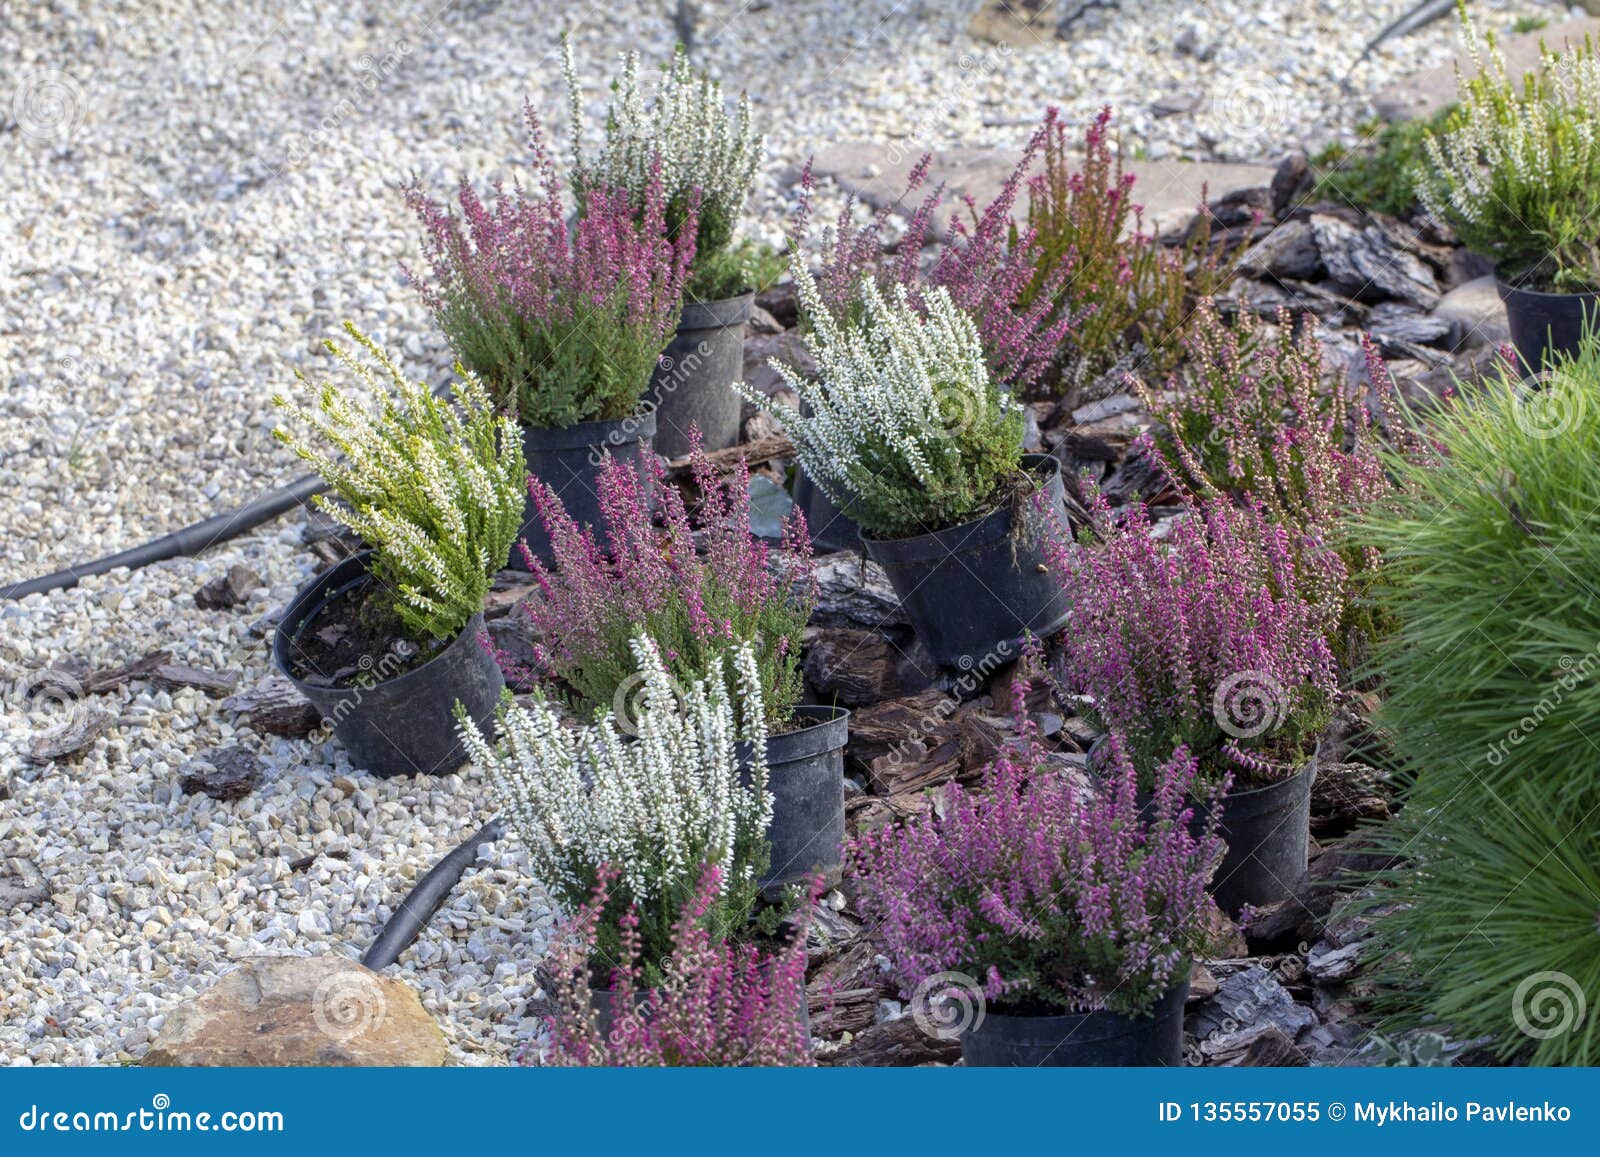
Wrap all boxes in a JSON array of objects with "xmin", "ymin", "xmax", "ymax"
[{"xmin": 0, "ymin": 0, "xmax": 1566, "ymax": 1066}]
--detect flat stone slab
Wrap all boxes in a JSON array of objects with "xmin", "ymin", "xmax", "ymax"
[
  {"xmin": 1374, "ymin": 17, "xmax": 1600, "ymax": 123},
  {"xmin": 809, "ymin": 142, "xmax": 1274, "ymax": 239}
]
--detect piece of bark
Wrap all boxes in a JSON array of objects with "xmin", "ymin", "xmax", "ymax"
[
  {"xmin": 180, "ymin": 746, "xmax": 265, "ymax": 801},
  {"xmin": 220, "ymin": 676, "xmax": 321, "ymax": 738},
  {"xmin": 29, "ymin": 707, "xmax": 115, "ymax": 763},
  {"xmin": 819, "ymin": 1014, "xmax": 962, "ymax": 1067},
  {"xmin": 84, "ymin": 650, "xmax": 171, "ymax": 694},
  {"xmin": 662, "ymin": 434, "xmax": 794, "ymax": 477},
  {"xmin": 802, "ymin": 627, "xmax": 938, "ymax": 707},
  {"xmin": 194, "ymin": 565, "xmax": 261, "ymax": 611},
  {"xmin": 149, "ymin": 664, "xmax": 242, "ymax": 698}
]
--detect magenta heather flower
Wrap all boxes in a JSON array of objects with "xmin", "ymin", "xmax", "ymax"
[
  {"xmin": 791, "ymin": 113, "xmax": 1082, "ymax": 394},
  {"xmin": 404, "ymin": 105, "xmax": 698, "ymax": 428},
  {"xmin": 1047, "ymin": 485, "xmax": 1341, "ymax": 786},
  {"xmin": 850, "ymin": 714, "xmax": 1223, "ymax": 1016},
  {"xmin": 540, "ymin": 863, "xmax": 814, "ymax": 1067},
  {"xmin": 506, "ymin": 430, "xmax": 816, "ymax": 728}
]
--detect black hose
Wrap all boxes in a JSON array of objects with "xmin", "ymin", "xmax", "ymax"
[
  {"xmin": 0, "ymin": 471, "xmax": 330, "ymax": 602},
  {"xmin": 361, "ymin": 817, "xmax": 507, "ymax": 971}
]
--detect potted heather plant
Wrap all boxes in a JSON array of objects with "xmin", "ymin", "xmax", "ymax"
[
  {"xmin": 785, "ymin": 137, "xmax": 1076, "ymax": 550},
  {"xmin": 1048, "ymin": 489, "xmax": 1340, "ymax": 914},
  {"xmin": 850, "ymin": 723, "xmax": 1221, "ymax": 1067},
  {"xmin": 741, "ymin": 265, "xmax": 1070, "ymax": 669},
  {"xmin": 459, "ymin": 634, "xmax": 773, "ymax": 994},
  {"xmin": 538, "ymin": 863, "xmax": 814, "ymax": 1067},
  {"xmin": 564, "ymin": 40, "xmax": 774, "ymax": 458},
  {"xmin": 1419, "ymin": 6, "xmax": 1600, "ymax": 371},
  {"xmin": 405, "ymin": 107, "xmax": 696, "ymax": 567},
  {"xmin": 271, "ymin": 325, "xmax": 523, "ymax": 777},
  {"xmin": 508, "ymin": 433, "xmax": 844, "ymax": 891}
]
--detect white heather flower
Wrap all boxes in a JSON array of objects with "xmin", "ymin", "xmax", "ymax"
[{"xmin": 461, "ymin": 635, "xmax": 771, "ymax": 911}]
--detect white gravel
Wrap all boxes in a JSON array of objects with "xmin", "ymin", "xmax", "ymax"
[{"xmin": 0, "ymin": 0, "xmax": 1567, "ymax": 1065}]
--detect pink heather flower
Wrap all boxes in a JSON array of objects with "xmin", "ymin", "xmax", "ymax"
[
  {"xmin": 1046, "ymin": 484, "xmax": 1340, "ymax": 786},
  {"xmin": 540, "ymin": 863, "xmax": 815, "ymax": 1067},
  {"xmin": 790, "ymin": 113, "xmax": 1084, "ymax": 394},
  {"xmin": 404, "ymin": 105, "xmax": 698, "ymax": 428},
  {"xmin": 850, "ymin": 706, "xmax": 1223, "ymax": 1016},
  {"xmin": 499, "ymin": 429, "xmax": 816, "ymax": 729}
]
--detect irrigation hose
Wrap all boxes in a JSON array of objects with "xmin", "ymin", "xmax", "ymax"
[{"xmin": 360, "ymin": 818, "xmax": 507, "ymax": 971}]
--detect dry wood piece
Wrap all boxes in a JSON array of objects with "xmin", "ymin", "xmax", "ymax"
[
  {"xmin": 220, "ymin": 676, "xmax": 322, "ymax": 738},
  {"xmin": 28, "ymin": 706, "xmax": 115, "ymax": 763},
  {"xmin": 150, "ymin": 663, "xmax": 242, "ymax": 698}
]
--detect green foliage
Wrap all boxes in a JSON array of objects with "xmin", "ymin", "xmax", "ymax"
[
  {"xmin": 1419, "ymin": 6, "xmax": 1600, "ymax": 290},
  {"xmin": 273, "ymin": 325, "xmax": 525, "ymax": 642},
  {"xmin": 1310, "ymin": 107, "xmax": 1455, "ymax": 218},
  {"xmin": 1356, "ymin": 337, "xmax": 1600, "ymax": 808},
  {"xmin": 1354, "ymin": 787, "xmax": 1600, "ymax": 1066},
  {"xmin": 1017, "ymin": 107, "xmax": 1243, "ymax": 393},
  {"xmin": 687, "ymin": 238, "xmax": 786, "ymax": 303}
]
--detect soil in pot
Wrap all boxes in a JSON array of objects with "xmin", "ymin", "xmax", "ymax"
[
  {"xmin": 1497, "ymin": 278, "xmax": 1600, "ymax": 375},
  {"xmin": 273, "ymin": 555, "xmax": 505, "ymax": 778},
  {"xmin": 515, "ymin": 412, "xmax": 656, "ymax": 569},
  {"xmin": 960, "ymin": 975, "xmax": 1190, "ymax": 1067},
  {"xmin": 860, "ymin": 454, "xmax": 1071, "ymax": 669},
  {"xmin": 644, "ymin": 294, "xmax": 752, "ymax": 459}
]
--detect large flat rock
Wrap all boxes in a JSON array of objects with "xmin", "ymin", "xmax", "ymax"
[
  {"xmin": 809, "ymin": 142, "xmax": 1274, "ymax": 238},
  {"xmin": 1374, "ymin": 17, "xmax": 1600, "ymax": 123}
]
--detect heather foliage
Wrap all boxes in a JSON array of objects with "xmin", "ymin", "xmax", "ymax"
[
  {"xmin": 1133, "ymin": 302, "xmax": 1413, "ymax": 660},
  {"xmin": 542, "ymin": 864, "xmax": 813, "ymax": 1067},
  {"xmin": 514, "ymin": 436, "xmax": 816, "ymax": 730},
  {"xmin": 564, "ymin": 40, "xmax": 765, "ymax": 302},
  {"xmin": 1419, "ymin": 6, "xmax": 1600, "ymax": 292},
  {"xmin": 851, "ymin": 713, "xmax": 1222, "ymax": 1016},
  {"xmin": 273, "ymin": 324, "xmax": 524, "ymax": 643},
  {"xmin": 741, "ymin": 265, "xmax": 1026, "ymax": 539},
  {"xmin": 1355, "ymin": 337, "xmax": 1600, "ymax": 810},
  {"xmin": 791, "ymin": 117, "xmax": 1077, "ymax": 394},
  {"xmin": 405, "ymin": 107, "xmax": 696, "ymax": 429},
  {"xmin": 1020, "ymin": 106, "xmax": 1244, "ymax": 391},
  {"xmin": 1049, "ymin": 489, "xmax": 1340, "ymax": 786},
  {"xmin": 461, "ymin": 635, "xmax": 772, "ymax": 976}
]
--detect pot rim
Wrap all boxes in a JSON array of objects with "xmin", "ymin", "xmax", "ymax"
[
  {"xmin": 519, "ymin": 410, "xmax": 656, "ymax": 452},
  {"xmin": 975, "ymin": 973, "xmax": 1190, "ymax": 1042},
  {"xmin": 739, "ymin": 703, "xmax": 850, "ymax": 765},
  {"xmin": 271, "ymin": 553, "xmax": 487, "ymax": 696},
  {"xmin": 677, "ymin": 291, "xmax": 755, "ymax": 330},
  {"xmin": 1219, "ymin": 739, "xmax": 1320, "ymax": 803},
  {"xmin": 1494, "ymin": 272, "xmax": 1600, "ymax": 302},
  {"xmin": 857, "ymin": 453, "xmax": 1063, "ymax": 556}
]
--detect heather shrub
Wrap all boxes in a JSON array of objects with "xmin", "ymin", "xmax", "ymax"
[
  {"xmin": 540, "ymin": 863, "xmax": 813, "ymax": 1067},
  {"xmin": 405, "ymin": 107, "xmax": 696, "ymax": 428},
  {"xmin": 512, "ymin": 435, "xmax": 815, "ymax": 731},
  {"xmin": 1049, "ymin": 488, "xmax": 1341, "ymax": 788},
  {"xmin": 1354, "ymin": 335, "xmax": 1600, "ymax": 809},
  {"xmin": 273, "ymin": 323, "xmax": 524, "ymax": 643},
  {"xmin": 1419, "ymin": 6, "xmax": 1600, "ymax": 291},
  {"xmin": 1019, "ymin": 106, "xmax": 1244, "ymax": 392},
  {"xmin": 460, "ymin": 635, "xmax": 771, "ymax": 977},
  {"xmin": 790, "ymin": 118, "xmax": 1077, "ymax": 395},
  {"xmin": 1133, "ymin": 301, "xmax": 1416, "ymax": 662},
  {"xmin": 740, "ymin": 265, "xmax": 1026, "ymax": 540},
  {"xmin": 850, "ymin": 714, "xmax": 1222, "ymax": 1017},
  {"xmin": 564, "ymin": 40, "xmax": 766, "ymax": 302}
]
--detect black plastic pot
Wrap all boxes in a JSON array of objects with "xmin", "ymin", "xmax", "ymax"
[
  {"xmin": 644, "ymin": 294, "xmax": 752, "ymax": 459},
  {"xmin": 515, "ymin": 412, "xmax": 656, "ymax": 569},
  {"xmin": 272, "ymin": 554, "xmax": 505, "ymax": 778},
  {"xmin": 1209, "ymin": 757, "xmax": 1316, "ymax": 916},
  {"xmin": 740, "ymin": 705, "xmax": 850, "ymax": 891},
  {"xmin": 793, "ymin": 468, "xmax": 864, "ymax": 555},
  {"xmin": 859, "ymin": 454, "xmax": 1071, "ymax": 669},
  {"xmin": 960, "ymin": 974, "xmax": 1190, "ymax": 1067},
  {"xmin": 1498, "ymin": 278, "xmax": 1599, "ymax": 374}
]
